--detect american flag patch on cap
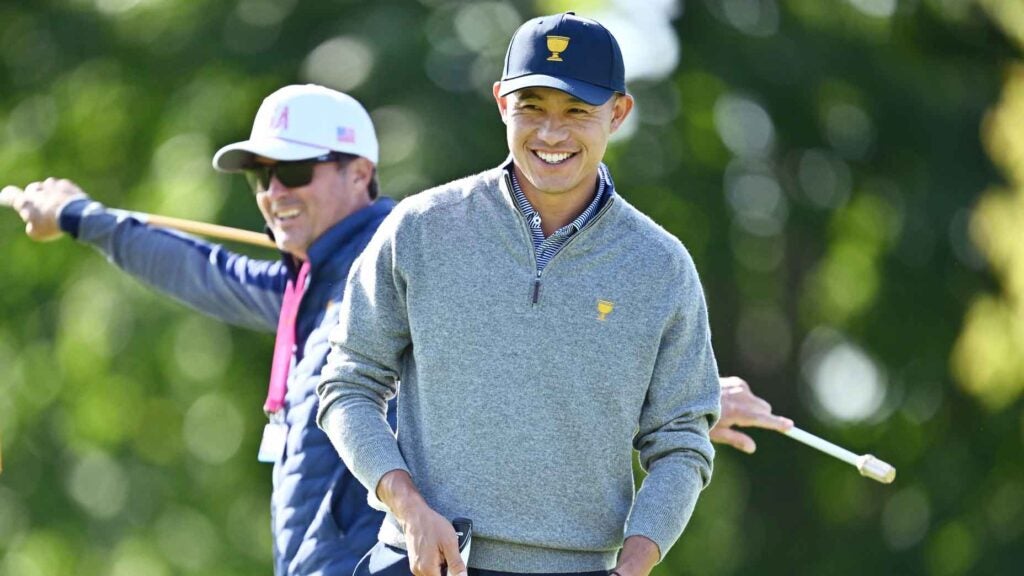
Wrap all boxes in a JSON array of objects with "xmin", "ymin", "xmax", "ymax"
[{"xmin": 337, "ymin": 126, "xmax": 356, "ymax": 143}]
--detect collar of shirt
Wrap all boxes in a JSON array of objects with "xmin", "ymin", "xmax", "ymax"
[{"xmin": 504, "ymin": 162, "xmax": 612, "ymax": 240}]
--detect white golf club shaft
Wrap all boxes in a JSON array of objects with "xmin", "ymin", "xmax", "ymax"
[
  {"xmin": 2, "ymin": 185, "xmax": 276, "ymax": 249},
  {"xmin": 783, "ymin": 426, "xmax": 896, "ymax": 484}
]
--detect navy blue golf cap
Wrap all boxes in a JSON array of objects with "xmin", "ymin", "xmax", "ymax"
[{"xmin": 499, "ymin": 12, "xmax": 626, "ymax": 106}]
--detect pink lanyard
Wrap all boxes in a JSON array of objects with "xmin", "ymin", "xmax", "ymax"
[{"xmin": 264, "ymin": 261, "xmax": 310, "ymax": 416}]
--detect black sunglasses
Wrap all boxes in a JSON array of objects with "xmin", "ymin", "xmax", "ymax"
[{"xmin": 243, "ymin": 152, "xmax": 341, "ymax": 192}]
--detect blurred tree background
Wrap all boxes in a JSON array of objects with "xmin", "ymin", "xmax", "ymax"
[{"xmin": 0, "ymin": 0, "xmax": 1021, "ymax": 574}]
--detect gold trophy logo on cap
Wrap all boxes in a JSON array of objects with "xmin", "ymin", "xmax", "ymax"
[{"xmin": 546, "ymin": 35, "xmax": 570, "ymax": 61}]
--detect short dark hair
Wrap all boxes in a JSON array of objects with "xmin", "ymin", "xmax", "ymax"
[{"xmin": 335, "ymin": 152, "xmax": 380, "ymax": 200}]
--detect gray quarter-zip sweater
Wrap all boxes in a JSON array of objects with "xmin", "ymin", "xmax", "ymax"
[{"xmin": 318, "ymin": 162, "xmax": 720, "ymax": 572}]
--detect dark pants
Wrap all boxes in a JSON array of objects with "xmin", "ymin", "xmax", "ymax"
[
  {"xmin": 354, "ymin": 540, "xmax": 609, "ymax": 576},
  {"xmin": 470, "ymin": 571, "xmax": 608, "ymax": 576}
]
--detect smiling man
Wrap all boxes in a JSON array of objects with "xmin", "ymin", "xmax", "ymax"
[
  {"xmin": 12, "ymin": 85, "xmax": 395, "ymax": 575},
  {"xmin": 318, "ymin": 13, "xmax": 721, "ymax": 576}
]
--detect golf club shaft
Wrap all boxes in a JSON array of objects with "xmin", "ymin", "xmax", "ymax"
[
  {"xmin": 784, "ymin": 426, "xmax": 859, "ymax": 465},
  {"xmin": 142, "ymin": 214, "xmax": 277, "ymax": 249},
  {"xmin": 1, "ymin": 186, "xmax": 276, "ymax": 249},
  {"xmin": 782, "ymin": 426, "xmax": 896, "ymax": 484}
]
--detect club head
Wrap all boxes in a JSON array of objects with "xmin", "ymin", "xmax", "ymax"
[{"xmin": 451, "ymin": 517, "xmax": 473, "ymax": 569}]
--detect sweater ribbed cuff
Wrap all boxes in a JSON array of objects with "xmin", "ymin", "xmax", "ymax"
[
  {"xmin": 57, "ymin": 198, "xmax": 94, "ymax": 238},
  {"xmin": 624, "ymin": 463, "xmax": 706, "ymax": 561}
]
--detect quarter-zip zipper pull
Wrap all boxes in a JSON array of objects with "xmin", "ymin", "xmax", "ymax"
[{"xmin": 532, "ymin": 277, "xmax": 541, "ymax": 304}]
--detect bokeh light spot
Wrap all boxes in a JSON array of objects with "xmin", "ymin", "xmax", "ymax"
[
  {"xmin": 67, "ymin": 450, "xmax": 129, "ymax": 519},
  {"xmin": 825, "ymin": 102, "xmax": 875, "ymax": 159},
  {"xmin": 302, "ymin": 37, "xmax": 375, "ymax": 92},
  {"xmin": 94, "ymin": 0, "xmax": 144, "ymax": 15},
  {"xmin": 58, "ymin": 272, "xmax": 135, "ymax": 379},
  {"xmin": 802, "ymin": 328, "xmax": 887, "ymax": 423},
  {"xmin": 2, "ymin": 531, "xmax": 76, "ymax": 576},
  {"xmin": 718, "ymin": 0, "xmax": 781, "ymax": 37},
  {"xmin": 155, "ymin": 507, "xmax": 220, "ymax": 571},
  {"xmin": 725, "ymin": 165, "xmax": 788, "ymax": 236},
  {"xmin": 183, "ymin": 393, "xmax": 245, "ymax": 464},
  {"xmin": 926, "ymin": 521, "xmax": 977, "ymax": 576},
  {"xmin": 150, "ymin": 133, "xmax": 222, "ymax": 220},
  {"xmin": 592, "ymin": 5, "xmax": 681, "ymax": 82},
  {"xmin": 845, "ymin": 0, "xmax": 897, "ymax": 18},
  {"xmin": 110, "ymin": 537, "xmax": 171, "ymax": 576},
  {"xmin": 881, "ymin": 486, "xmax": 931, "ymax": 550},
  {"xmin": 69, "ymin": 376, "xmax": 141, "ymax": 446},
  {"xmin": 236, "ymin": 0, "xmax": 297, "ymax": 27},
  {"xmin": 714, "ymin": 94, "xmax": 776, "ymax": 159},
  {"xmin": 373, "ymin": 106, "xmax": 422, "ymax": 168},
  {"xmin": 986, "ymin": 480, "xmax": 1024, "ymax": 543},
  {"xmin": 797, "ymin": 149, "xmax": 852, "ymax": 209},
  {"xmin": 453, "ymin": 2, "xmax": 521, "ymax": 53},
  {"xmin": 171, "ymin": 316, "xmax": 233, "ymax": 387},
  {"xmin": 6, "ymin": 95, "xmax": 58, "ymax": 151}
]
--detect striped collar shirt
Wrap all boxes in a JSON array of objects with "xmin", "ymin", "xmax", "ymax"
[{"xmin": 508, "ymin": 164, "xmax": 612, "ymax": 273}]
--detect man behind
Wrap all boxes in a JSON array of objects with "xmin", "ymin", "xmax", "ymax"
[
  {"xmin": 11, "ymin": 85, "xmax": 393, "ymax": 575},
  {"xmin": 318, "ymin": 13, "xmax": 720, "ymax": 576}
]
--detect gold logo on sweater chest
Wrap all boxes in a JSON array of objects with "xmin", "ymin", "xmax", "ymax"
[{"xmin": 596, "ymin": 300, "xmax": 614, "ymax": 321}]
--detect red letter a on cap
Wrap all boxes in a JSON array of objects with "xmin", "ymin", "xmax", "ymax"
[{"xmin": 270, "ymin": 106, "xmax": 289, "ymax": 130}]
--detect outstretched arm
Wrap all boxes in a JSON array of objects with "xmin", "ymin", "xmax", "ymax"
[{"xmin": 7, "ymin": 178, "xmax": 284, "ymax": 331}]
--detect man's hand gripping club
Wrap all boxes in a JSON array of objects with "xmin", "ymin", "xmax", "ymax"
[
  {"xmin": 2, "ymin": 179, "xmax": 87, "ymax": 241},
  {"xmin": 377, "ymin": 470, "xmax": 468, "ymax": 576}
]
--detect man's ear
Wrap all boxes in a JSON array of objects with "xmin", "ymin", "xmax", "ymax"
[
  {"xmin": 493, "ymin": 82, "xmax": 509, "ymax": 124},
  {"xmin": 344, "ymin": 157, "xmax": 375, "ymax": 191},
  {"xmin": 609, "ymin": 94, "xmax": 635, "ymax": 133}
]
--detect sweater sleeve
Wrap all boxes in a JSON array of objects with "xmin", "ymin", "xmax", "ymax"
[
  {"xmin": 317, "ymin": 206, "xmax": 412, "ymax": 499},
  {"xmin": 59, "ymin": 198, "xmax": 284, "ymax": 332},
  {"xmin": 624, "ymin": 252, "xmax": 721, "ymax": 560}
]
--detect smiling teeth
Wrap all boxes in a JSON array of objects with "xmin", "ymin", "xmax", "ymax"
[
  {"xmin": 276, "ymin": 209, "xmax": 300, "ymax": 220},
  {"xmin": 536, "ymin": 151, "xmax": 573, "ymax": 164}
]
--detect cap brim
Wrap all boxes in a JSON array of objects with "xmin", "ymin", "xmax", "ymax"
[
  {"xmin": 499, "ymin": 74, "xmax": 615, "ymax": 106},
  {"xmin": 212, "ymin": 137, "xmax": 332, "ymax": 172}
]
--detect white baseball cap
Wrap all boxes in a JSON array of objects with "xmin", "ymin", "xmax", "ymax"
[{"xmin": 212, "ymin": 84, "xmax": 379, "ymax": 171}]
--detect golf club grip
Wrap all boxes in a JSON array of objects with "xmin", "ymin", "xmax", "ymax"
[{"xmin": 142, "ymin": 214, "xmax": 277, "ymax": 249}]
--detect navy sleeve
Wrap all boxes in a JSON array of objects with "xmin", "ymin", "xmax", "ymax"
[{"xmin": 58, "ymin": 198, "xmax": 284, "ymax": 332}]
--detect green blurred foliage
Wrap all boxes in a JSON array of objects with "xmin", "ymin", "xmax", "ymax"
[{"xmin": 0, "ymin": 0, "xmax": 1022, "ymax": 575}]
